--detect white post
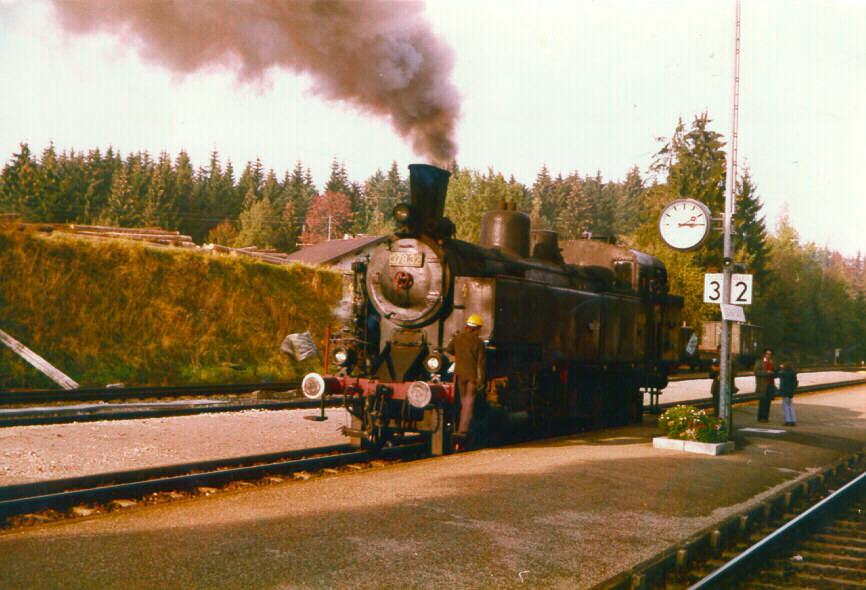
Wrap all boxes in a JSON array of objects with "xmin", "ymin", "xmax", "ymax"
[
  {"xmin": 719, "ymin": 0, "xmax": 742, "ymax": 438},
  {"xmin": 0, "ymin": 329, "xmax": 80, "ymax": 390}
]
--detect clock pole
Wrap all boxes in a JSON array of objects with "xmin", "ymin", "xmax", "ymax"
[{"xmin": 719, "ymin": 0, "xmax": 742, "ymax": 439}]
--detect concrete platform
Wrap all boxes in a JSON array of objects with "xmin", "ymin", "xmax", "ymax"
[{"xmin": 0, "ymin": 384, "xmax": 864, "ymax": 589}]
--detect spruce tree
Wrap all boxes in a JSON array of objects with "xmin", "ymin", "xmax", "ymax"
[
  {"xmin": 530, "ymin": 164, "xmax": 555, "ymax": 229},
  {"xmin": 0, "ymin": 143, "xmax": 40, "ymax": 217},
  {"xmin": 616, "ymin": 165, "xmax": 645, "ymax": 236},
  {"xmin": 733, "ymin": 169, "xmax": 769, "ymax": 279},
  {"xmin": 99, "ymin": 167, "xmax": 139, "ymax": 226}
]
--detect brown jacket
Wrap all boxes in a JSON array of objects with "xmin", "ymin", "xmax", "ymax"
[
  {"xmin": 753, "ymin": 358, "xmax": 777, "ymax": 395},
  {"xmin": 446, "ymin": 328, "xmax": 485, "ymax": 385}
]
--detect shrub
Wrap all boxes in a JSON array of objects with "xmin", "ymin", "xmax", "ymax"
[{"xmin": 658, "ymin": 404, "xmax": 728, "ymax": 443}]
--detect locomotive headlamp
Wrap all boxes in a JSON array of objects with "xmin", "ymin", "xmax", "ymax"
[
  {"xmin": 301, "ymin": 373, "xmax": 326, "ymax": 400},
  {"xmin": 392, "ymin": 203, "xmax": 413, "ymax": 224},
  {"xmin": 333, "ymin": 348, "xmax": 348, "ymax": 365},
  {"xmin": 424, "ymin": 354, "xmax": 442, "ymax": 373},
  {"xmin": 407, "ymin": 381, "xmax": 433, "ymax": 409}
]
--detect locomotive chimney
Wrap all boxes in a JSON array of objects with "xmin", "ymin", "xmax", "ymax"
[{"xmin": 408, "ymin": 164, "xmax": 451, "ymax": 235}]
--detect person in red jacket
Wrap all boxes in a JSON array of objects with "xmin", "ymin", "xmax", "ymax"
[{"xmin": 753, "ymin": 348, "xmax": 777, "ymax": 422}]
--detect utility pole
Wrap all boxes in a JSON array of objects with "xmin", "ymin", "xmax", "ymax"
[{"xmin": 719, "ymin": 0, "xmax": 741, "ymax": 438}]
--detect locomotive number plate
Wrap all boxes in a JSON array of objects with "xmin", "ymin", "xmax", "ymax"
[{"xmin": 389, "ymin": 252, "xmax": 424, "ymax": 267}]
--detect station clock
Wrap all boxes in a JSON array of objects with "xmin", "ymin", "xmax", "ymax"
[{"xmin": 658, "ymin": 199, "xmax": 712, "ymax": 251}]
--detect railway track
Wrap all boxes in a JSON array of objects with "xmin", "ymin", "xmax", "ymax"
[
  {"xmin": 690, "ymin": 469, "xmax": 866, "ymax": 589},
  {"xmin": 3, "ymin": 376, "xmax": 864, "ymax": 532},
  {"xmin": 0, "ymin": 440, "xmax": 426, "ymax": 529},
  {"xmin": 596, "ymin": 451, "xmax": 866, "ymax": 590},
  {"xmin": 3, "ymin": 371, "xmax": 863, "ymax": 428},
  {"xmin": 0, "ymin": 397, "xmax": 343, "ymax": 428},
  {"xmin": 0, "ymin": 381, "xmax": 301, "ymax": 404}
]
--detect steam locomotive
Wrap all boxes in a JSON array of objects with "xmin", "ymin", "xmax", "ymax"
[{"xmin": 302, "ymin": 164, "xmax": 686, "ymax": 453}]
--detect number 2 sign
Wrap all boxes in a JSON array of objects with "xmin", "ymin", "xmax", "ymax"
[{"xmin": 704, "ymin": 273, "xmax": 753, "ymax": 305}]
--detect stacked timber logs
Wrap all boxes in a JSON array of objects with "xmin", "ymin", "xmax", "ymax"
[
  {"xmin": 25, "ymin": 223, "xmax": 197, "ymax": 248},
  {"xmin": 202, "ymin": 244, "xmax": 293, "ymax": 265},
  {"xmin": 6, "ymin": 220, "xmax": 298, "ymax": 267}
]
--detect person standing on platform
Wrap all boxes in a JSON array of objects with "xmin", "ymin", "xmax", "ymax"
[
  {"xmin": 778, "ymin": 363, "xmax": 798, "ymax": 426},
  {"xmin": 445, "ymin": 314, "xmax": 486, "ymax": 445},
  {"xmin": 753, "ymin": 348, "xmax": 777, "ymax": 422},
  {"xmin": 709, "ymin": 357, "xmax": 721, "ymax": 416}
]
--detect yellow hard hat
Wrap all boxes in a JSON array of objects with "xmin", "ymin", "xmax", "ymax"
[{"xmin": 466, "ymin": 314, "xmax": 483, "ymax": 327}]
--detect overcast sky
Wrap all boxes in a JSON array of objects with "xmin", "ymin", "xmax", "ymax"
[{"xmin": 1, "ymin": 0, "xmax": 864, "ymax": 256}]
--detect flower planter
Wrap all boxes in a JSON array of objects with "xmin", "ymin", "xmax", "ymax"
[{"xmin": 653, "ymin": 436, "xmax": 735, "ymax": 456}]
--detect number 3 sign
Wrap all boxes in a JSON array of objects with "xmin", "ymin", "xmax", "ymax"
[{"xmin": 704, "ymin": 273, "xmax": 753, "ymax": 305}]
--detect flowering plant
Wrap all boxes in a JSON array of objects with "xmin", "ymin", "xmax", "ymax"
[{"xmin": 658, "ymin": 405, "xmax": 728, "ymax": 443}]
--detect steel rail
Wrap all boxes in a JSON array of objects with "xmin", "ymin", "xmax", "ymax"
[
  {"xmin": 0, "ymin": 442, "xmax": 426, "ymax": 522},
  {"xmin": 0, "ymin": 381, "xmax": 301, "ymax": 404},
  {"xmin": 688, "ymin": 468, "xmax": 866, "ymax": 589},
  {"xmin": 655, "ymin": 377, "xmax": 866, "ymax": 413},
  {"xmin": 2, "ymin": 376, "xmax": 864, "ymax": 429},
  {"xmin": 0, "ymin": 398, "xmax": 344, "ymax": 428},
  {"xmin": 3, "ymin": 365, "xmax": 859, "ymax": 403}
]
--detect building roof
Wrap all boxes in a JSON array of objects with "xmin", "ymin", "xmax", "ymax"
[{"xmin": 285, "ymin": 235, "xmax": 386, "ymax": 266}]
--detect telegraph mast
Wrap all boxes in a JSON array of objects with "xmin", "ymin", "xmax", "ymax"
[{"xmin": 718, "ymin": 0, "xmax": 742, "ymax": 436}]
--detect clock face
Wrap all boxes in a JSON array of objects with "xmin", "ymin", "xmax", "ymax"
[{"xmin": 658, "ymin": 199, "xmax": 711, "ymax": 250}]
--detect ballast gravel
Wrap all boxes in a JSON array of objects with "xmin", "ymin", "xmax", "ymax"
[{"xmin": 0, "ymin": 408, "xmax": 349, "ymax": 485}]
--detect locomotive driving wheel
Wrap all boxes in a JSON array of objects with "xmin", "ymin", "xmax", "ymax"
[{"xmin": 360, "ymin": 388, "xmax": 393, "ymax": 451}]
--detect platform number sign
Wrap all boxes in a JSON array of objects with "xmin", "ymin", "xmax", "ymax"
[{"xmin": 704, "ymin": 273, "xmax": 753, "ymax": 305}]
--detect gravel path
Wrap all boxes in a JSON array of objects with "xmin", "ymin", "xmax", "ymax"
[{"xmin": 0, "ymin": 408, "xmax": 348, "ymax": 485}]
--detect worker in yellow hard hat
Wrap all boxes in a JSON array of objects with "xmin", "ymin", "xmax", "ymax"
[{"xmin": 445, "ymin": 314, "xmax": 486, "ymax": 448}]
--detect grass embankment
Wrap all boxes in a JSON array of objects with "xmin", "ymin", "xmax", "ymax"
[{"xmin": 0, "ymin": 227, "xmax": 342, "ymax": 388}]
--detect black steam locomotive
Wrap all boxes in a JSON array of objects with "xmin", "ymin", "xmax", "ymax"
[{"xmin": 302, "ymin": 164, "xmax": 686, "ymax": 453}]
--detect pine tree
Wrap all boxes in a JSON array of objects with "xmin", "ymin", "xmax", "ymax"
[
  {"xmin": 35, "ymin": 143, "xmax": 67, "ymax": 221},
  {"xmin": 284, "ymin": 161, "xmax": 316, "ymax": 241},
  {"xmin": 275, "ymin": 197, "xmax": 299, "ymax": 252},
  {"xmin": 99, "ymin": 167, "xmax": 139, "ymax": 226},
  {"xmin": 359, "ymin": 168, "xmax": 386, "ymax": 235},
  {"xmin": 80, "ymin": 148, "xmax": 114, "ymax": 223},
  {"xmin": 235, "ymin": 195, "xmax": 279, "ymax": 247},
  {"xmin": 261, "ymin": 169, "xmax": 286, "ymax": 212},
  {"xmin": 359, "ymin": 161, "xmax": 408, "ymax": 235},
  {"xmin": 586, "ymin": 172, "xmax": 618, "ymax": 239},
  {"xmin": 555, "ymin": 173, "xmax": 591, "ymax": 239},
  {"xmin": 141, "ymin": 153, "xmax": 178, "ymax": 228},
  {"xmin": 531, "ymin": 164, "xmax": 555, "ymax": 229},
  {"xmin": 733, "ymin": 169, "xmax": 769, "ymax": 278},
  {"xmin": 0, "ymin": 143, "xmax": 41, "ymax": 216},
  {"xmin": 616, "ymin": 165, "xmax": 645, "ymax": 236},
  {"xmin": 325, "ymin": 159, "xmax": 351, "ymax": 195},
  {"xmin": 174, "ymin": 150, "xmax": 197, "ymax": 239}
]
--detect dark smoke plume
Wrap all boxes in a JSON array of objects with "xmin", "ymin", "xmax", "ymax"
[{"xmin": 51, "ymin": 0, "xmax": 460, "ymax": 163}]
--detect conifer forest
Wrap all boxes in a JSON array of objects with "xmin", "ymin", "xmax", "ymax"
[{"xmin": 2, "ymin": 113, "xmax": 864, "ymax": 365}]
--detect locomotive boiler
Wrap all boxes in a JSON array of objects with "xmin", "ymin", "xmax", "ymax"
[{"xmin": 302, "ymin": 164, "xmax": 686, "ymax": 453}]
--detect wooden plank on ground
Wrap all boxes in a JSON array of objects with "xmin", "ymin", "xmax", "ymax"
[{"xmin": 0, "ymin": 329, "xmax": 80, "ymax": 390}]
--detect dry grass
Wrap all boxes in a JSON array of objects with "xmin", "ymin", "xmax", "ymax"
[{"xmin": 0, "ymin": 227, "xmax": 342, "ymax": 388}]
